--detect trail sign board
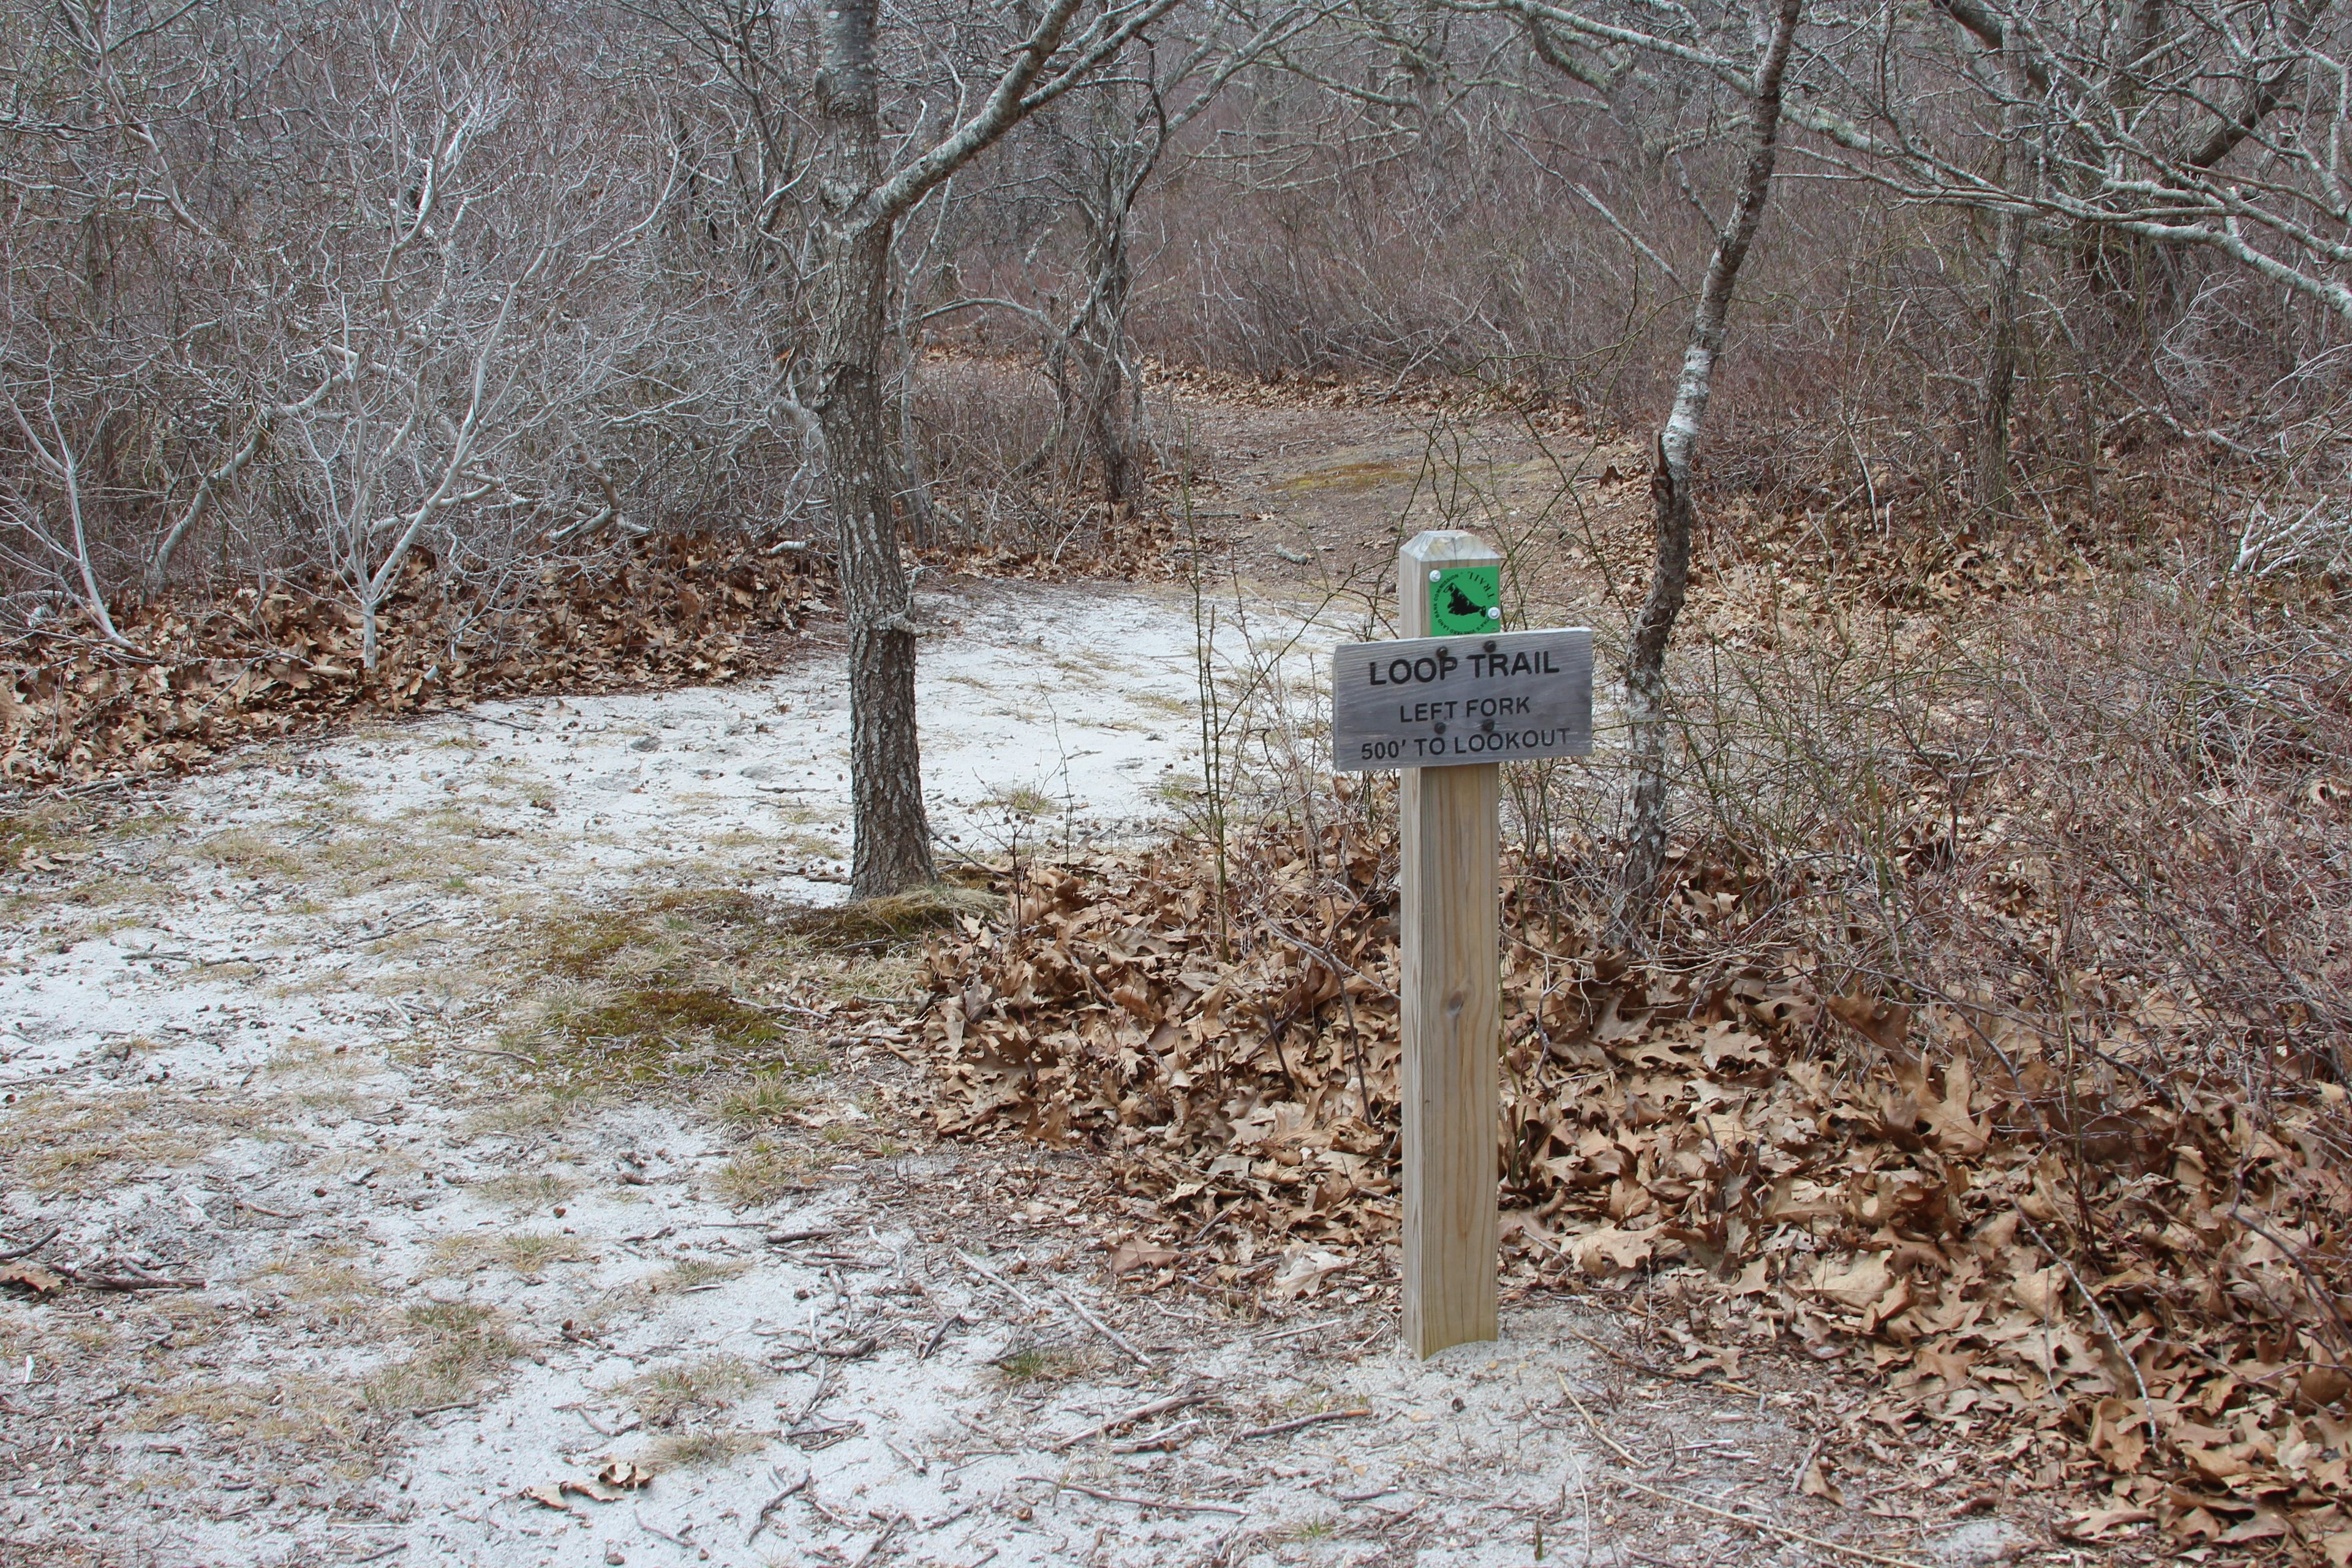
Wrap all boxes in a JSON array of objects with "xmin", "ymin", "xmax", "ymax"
[{"xmin": 1329, "ymin": 628, "xmax": 1593, "ymax": 771}]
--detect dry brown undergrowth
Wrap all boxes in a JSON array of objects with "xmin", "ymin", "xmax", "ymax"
[
  {"xmin": 874, "ymin": 454, "xmax": 2348, "ymax": 1561},
  {"xmin": 1, "ymin": 533, "xmax": 824, "ymax": 790}
]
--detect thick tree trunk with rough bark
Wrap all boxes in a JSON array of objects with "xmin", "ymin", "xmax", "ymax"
[
  {"xmin": 1611, "ymin": 0, "xmax": 1803, "ymax": 946},
  {"xmin": 799, "ymin": 0, "xmax": 1153, "ymax": 895},
  {"xmin": 1079, "ymin": 213, "xmax": 1139, "ymax": 505},
  {"xmin": 814, "ymin": 0, "xmax": 937, "ymax": 899}
]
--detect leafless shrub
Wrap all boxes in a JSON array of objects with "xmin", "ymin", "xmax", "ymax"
[{"xmin": 1532, "ymin": 565, "xmax": 2352, "ymax": 1109}]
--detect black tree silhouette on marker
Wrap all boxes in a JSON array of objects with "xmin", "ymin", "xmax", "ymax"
[{"xmin": 1439, "ymin": 582, "xmax": 1484, "ymax": 620}]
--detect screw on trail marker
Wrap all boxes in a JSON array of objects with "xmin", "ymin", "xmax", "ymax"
[{"xmin": 1427, "ymin": 565, "xmax": 1502, "ymax": 635}]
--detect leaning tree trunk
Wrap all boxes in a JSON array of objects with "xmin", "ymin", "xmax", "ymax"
[
  {"xmin": 1611, "ymin": 0, "xmax": 1803, "ymax": 946},
  {"xmin": 813, "ymin": 0, "xmax": 936, "ymax": 899}
]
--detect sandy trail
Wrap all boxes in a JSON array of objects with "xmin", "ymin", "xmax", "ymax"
[
  {"xmin": 0, "ymin": 578, "xmax": 1676, "ymax": 1568},
  {"xmin": 0, "ymin": 572, "xmax": 1984, "ymax": 1568}
]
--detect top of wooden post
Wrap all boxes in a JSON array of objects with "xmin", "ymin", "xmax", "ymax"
[{"xmin": 1399, "ymin": 529, "xmax": 1502, "ymax": 640}]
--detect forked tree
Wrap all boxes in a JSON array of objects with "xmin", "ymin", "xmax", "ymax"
[{"xmin": 800, "ymin": 0, "xmax": 1182, "ymax": 898}]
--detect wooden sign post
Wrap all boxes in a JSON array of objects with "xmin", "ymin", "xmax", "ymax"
[{"xmin": 1330, "ymin": 530, "xmax": 1593, "ymax": 1358}]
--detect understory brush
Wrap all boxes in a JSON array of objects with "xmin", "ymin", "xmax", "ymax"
[{"xmin": 916, "ymin": 530, "xmax": 2352, "ymax": 1552}]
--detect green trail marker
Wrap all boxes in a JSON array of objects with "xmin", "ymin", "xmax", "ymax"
[{"xmin": 1427, "ymin": 564, "xmax": 1502, "ymax": 635}]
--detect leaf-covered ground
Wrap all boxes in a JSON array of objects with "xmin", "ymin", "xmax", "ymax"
[
  {"xmin": 915, "ymin": 774, "xmax": 2352, "ymax": 1563},
  {"xmin": 2, "ymin": 535, "xmax": 826, "ymax": 788}
]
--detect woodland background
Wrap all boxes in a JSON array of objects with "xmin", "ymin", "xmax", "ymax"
[{"xmin": 4, "ymin": 0, "xmax": 2351, "ymax": 1558}]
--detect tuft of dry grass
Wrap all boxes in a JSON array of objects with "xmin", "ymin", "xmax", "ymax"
[
  {"xmin": 717, "ymin": 1072, "xmax": 808, "ymax": 1129},
  {"xmin": 712, "ymin": 1140, "xmax": 813, "ymax": 1207},
  {"xmin": 475, "ymin": 1171, "xmax": 581, "ymax": 1210},
  {"xmin": 620, "ymin": 1355, "xmax": 758, "ymax": 1427},
  {"xmin": 641, "ymin": 1257, "xmax": 746, "ymax": 1294},
  {"xmin": 786, "ymin": 884, "xmax": 1000, "ymax": 945},
  {"xmin": 0, "ymin": 1088, "xmax": 230, "ymax": 1194},
  {"xmin": 456, "ymin": 1092, "xmax": 573, "ymax": 1140},
  {"xmin": 363, "ymin": 1301, "xmax": 525, "ymax": 1412},
  {"xmin": 138, "ymin": 1373, "xmax": 372, "ymax": 1453},
  {"xmin": 990, "ymin": 1341, "xmax": 1095, "ymax": 1386},
  {"xmin": 431, "ymin": 1229, "xmax": 594, "ymax": 1277},
  {"xmin": 639, "ymin": 1429, "xmax": 763, "ymax": 1470}
]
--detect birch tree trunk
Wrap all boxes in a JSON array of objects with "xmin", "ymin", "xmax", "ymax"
[
  {"xmin": 813, "ymin": 0, "xmax": 937, "ymax": 899},
  {"xmin": 1611, "ymin": 0, "xmax": 1803, "ymax": 945}
]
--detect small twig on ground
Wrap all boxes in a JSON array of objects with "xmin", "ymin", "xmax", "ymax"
[
  {"xmin": 919, "ymin": 1311, "xmax": 974, "ymax": 1360},
  {"xmin": 1110, "ymin": 1418, "xmax": 1204, "ymax": 1453},
  {"xmin": 816, "ymin": 1335, "xmax": 876, "ymax": 1360},
  {"xmin": 1789, "ymin": 1437, "xmax": 1825, "ymax": 1494},
  {"xmin": 848, "ymin": 1515, "xmax": 902, "ymax": 1567},
  {"xmin": 1234, "ymin": 1408, "xmax": 1372, "ymax": 1441},
  {"xmin": 635, "ymin": 1509, "xmax": 688, "ymax": 1546},
  {"xmin": 1186, "ymin": 1206, "xmax": 1234, "ymax": 1248},
  {"xmin": 791, "ymin": 1359, "xmax": 836, "ymax": 1427},
  {"xmin": 53, "ymin": 1262, "xmax": 203, "ymax": 1291},
  {"xmin": 2226, "ymin": 1204, "xmax": 2352, "ymax": 1359},
  {"xmin": 747, "ymin": 998, "xmax": 829, "ymax": 1019},
  {"xmin": 1246, "ymin": 1317, "xmax": 1346, "ymax": 1346},
  {"xmin": 747, "ymin": 1463, "xmax": 809, "ymax": 1543},
  {"xmin": 445, "ymin": 1044, "xmax": 539, "ymax": 1066},
  {"xmin": 0, "ymin": 1227, "xmax": 59, "ymax": 1262},
  {"xmin": 2018, "ymin": 1204, "xmax": 2163, "ymax": 1450},
  {"xmin": 235, "ymin": 1199, "xmax": 299, "ymax": 1219},
  {"xmin": 1017, "ymin": 1476, "xmax": 1247, "ymax": 1516},
  {"xmin": 464, "ymin": 713, "xmax": 539, "ymax": 734},
  {"xmin": 1049, "ymin": 1390, "xmax": 1203, "ymax": 1452},
  {"xmin": 1051, "ymin": 1284, "xmax": 1153, "ymax": 1367},
  {"xmin": 764, "ymin": 1226, "xmax": 838, "ymax": 1245},
  {"xmin": 564, "ymin": 1405, "xmax": 635, "ymax": 1438},
  {"xmin": 1553, "ymin": 1371, "xmax": 1925, "ymax": 1568},
  {"xmin": 1256, "ymin": 916, "xmax": 1395, "ymax": 999},
  {"xmin": 1555, "ymin": 1321, "xmax": 1760, "ymax": 1398},
  {"xmin": 954, "ymin": 1250, "xmax": 1050, "ymax": 1314}
]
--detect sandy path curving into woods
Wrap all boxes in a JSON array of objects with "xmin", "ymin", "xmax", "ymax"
[{"xmin": 1, "ymin": 568, "xmax": 2025, "ymax": 1566}]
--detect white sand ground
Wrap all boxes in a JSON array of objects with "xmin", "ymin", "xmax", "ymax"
[{"xmin": 0, "ymin": 579, "xmax": 1938, "ymax": 1568}]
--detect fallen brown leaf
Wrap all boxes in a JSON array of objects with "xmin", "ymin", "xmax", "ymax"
[
  {"xmin": 596, "ymin": 1460, "xmax": 654, "ymax": 1490},
  {"xmin": 2056, "ymin": 1506, "xmax": 2155, "ymax": 1541},
  {"xmin": 0, "ymin": 1264, "xmax": 61, "ymax": 1295}
]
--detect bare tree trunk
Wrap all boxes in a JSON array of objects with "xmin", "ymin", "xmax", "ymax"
[
  {"xmin": 786, "ymin": 0, "xmax": 1165, "ymax": 894},
  {"xmin": 58, "ymin": 423, "xmax": 127, "ymax": 647},
  {"xmin": 1611, "ymin": 0, "xmax": 1803, "ymax": 945},
  {"xmin": 813, "ymin": 0, "xmax": 937, "ymax": 899},
  {"xmin": 1080, "ymin": 209, "xmax": 1139, "ymax": 504},
  {"xmin": 1976, "ymin": 29, "xmax": 2032, "ymax": 518},
  {"xmin": 1977, "ymin": 205, "xmax": 2025, "ymax": 515}
]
